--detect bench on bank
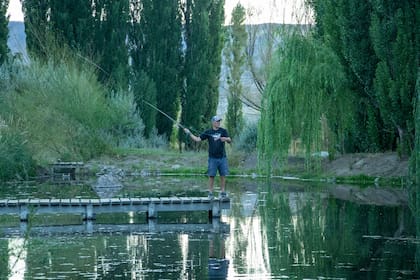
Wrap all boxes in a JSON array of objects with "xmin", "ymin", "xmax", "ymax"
[{"xmin": 49, "ymin": 161, "xmax": 85, "ymax": 182}]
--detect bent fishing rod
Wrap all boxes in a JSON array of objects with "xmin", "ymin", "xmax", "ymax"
[
  {"xmin": 142, "ymin": 99, "xmax": 189, "ymax": 131},
  {"xmin": 74, "ymin": 54, "xmax": 205, "ymax": 136},
  {"xmin": 142, "ymin": 99, "xmax": 215, "ymax": 137}
]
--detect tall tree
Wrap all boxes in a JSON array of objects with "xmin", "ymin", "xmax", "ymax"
[
  {"xmin": 309, "ymin": 0, "xmax": 418, "ymax": 154},
  {"xmin": 49, "ymin": 0, "xmax": 95, "ymax": 53},
  {"xmin": 258, "ymin": 34, "xmax": 352, "ymax": 172},
  {"xmin": 224, "ymin": 3, "xmax": 247, "ymax": 138},
  {"xmin": 22, "ymin": 0, "xmax": 50, "ymax": 58},
  {"xmin": 129, "ymin": 0, "xmax": 182, "ymax": 138},
  {"xmin": 0, "ymin": 0, "xmax": 9, "ymax": 64},
  {"xmin": 128, "ymin": 0, "xmax": 156, "ymax": 137},
  {"xmin": 181, "ymin": 0, "xmax": 225, "ymax": 137},
  {"xmin": 414, "ymin": 70, "xmax": 419, "ymax": 256},
  {"xmin": 370, "ymin": 0, "xmax": 418, "ymax": 156},
  {"xmin": 23, "ymin": 0, "xmax": 129, "ymax": 91},
  {"xmin": 93, "ymin": 0, "xmax": 130, "ymax": 91},
  {"xmin": 309, "ymin": 0, "xmax": 381, "ymax": 153},
  {"xmin": 206, "ymin": 0, "xmax": 225, "ymax": 120}
]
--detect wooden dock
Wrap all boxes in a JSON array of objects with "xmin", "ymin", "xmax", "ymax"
[
  {"xmin": 1, "ymin": 220, "xmax": 230, "ymax": 237},
  {"xmin": 0, "ymin": 197, "xmax": 231, "ymax": 222}
]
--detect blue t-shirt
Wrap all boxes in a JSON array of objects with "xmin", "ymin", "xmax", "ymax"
[{"xmin": 200, "ymin": 128, "xmax": 229, "ymax": 158}]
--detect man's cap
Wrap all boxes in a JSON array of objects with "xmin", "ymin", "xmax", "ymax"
[{"xmin": 211, "ymin": 115, "xmax": 222, "ymax": 122}]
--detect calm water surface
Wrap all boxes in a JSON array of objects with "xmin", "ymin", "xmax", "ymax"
[{"xmin": 0, "ymin": 178, "xmax": 419, "ymax": 279}]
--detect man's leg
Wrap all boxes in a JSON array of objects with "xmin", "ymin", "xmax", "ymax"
[
  {"xmin": 220, "ymin": 176, "xmax": 225, "ymax": 192},
  {"xmin": 208, "ymin": 158, "xmax": 217, "ymax": 197},
  {"xmin": 209, "ymin": 176, "xmax": 215, "ymax": 193},
  {"xmin": 219, "ymin": 157, "xmax": 229, "ymax": 195}
]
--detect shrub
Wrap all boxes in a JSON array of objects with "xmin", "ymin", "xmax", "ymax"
[
  {"xmin": 0, "ymin": 122, "xmax": 36, "ymax": 181},
  {"xmin": 0, "ymin": 57, "xmax": 145, "ymax": 162},
  {"xmin": 107, "ymin": 91, "xmax": 146, "ymax": 148},
  {"xmin": 233, "ymin": 121, "xmax": 258, "ymax": 153}
]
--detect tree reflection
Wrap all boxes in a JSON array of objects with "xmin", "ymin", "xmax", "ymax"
[{"xmin": 259, "ymin": 181, "xmax": 418, "ymax": 279}]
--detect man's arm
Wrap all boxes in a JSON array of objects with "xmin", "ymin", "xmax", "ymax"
[
  {"xmin": 221, "ymin": 129, "xmax": 231, "ymax": 143},
  {"xmin": 220, "ymin": 136, "xmax": 231, "ymax": 143},
  {"xmin": 184, "ymin": 128, "xmax": 202, "ymax": 142}
]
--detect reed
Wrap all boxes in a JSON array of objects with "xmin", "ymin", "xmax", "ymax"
[{"xmin": 0, "ymin": 50, "xmax": 145, "ymax": 170}]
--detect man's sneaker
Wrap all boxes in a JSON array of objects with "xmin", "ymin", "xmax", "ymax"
[
  {"xmin": 219, "ymin": 191, "xmax": 227, "ymax": 199},
  {"xmin": 208, "ymin": 191, "xmax": 214, "ymax": 199}
]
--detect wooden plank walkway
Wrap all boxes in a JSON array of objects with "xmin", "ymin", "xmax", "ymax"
[{"xmin": 0, "ymin": 197, "xmax": 231, "ymax": 222}]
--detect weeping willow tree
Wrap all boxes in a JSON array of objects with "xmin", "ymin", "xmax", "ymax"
[
  {"xmin": 258, "ymin": 33, "xmax": 353, "ymax": 173},
  {"xmin": 414, "ymin": 69, "xmax": 420, "ymax": 271}
]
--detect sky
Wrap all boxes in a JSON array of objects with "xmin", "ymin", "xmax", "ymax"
[{"xmin": 7, "ymin": 0, "xmax": 311, "ymax": 24}]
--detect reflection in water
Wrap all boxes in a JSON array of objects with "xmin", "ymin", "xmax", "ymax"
[
  {"xmin": 208, "ymin": 233, "xmax": 229, "ymax": 279},
  {"xmin": 225, "ymin": 190, "xmax": 272, "ymax": 278},
  {"xmin": 0, "ymin": 179, "xmax": 418, "ymax": 279},
  {"xmin": 260, "ymin": 183, "xmax": 418, "ymax": 279},
  {"xmin": 179, "ymin": 234, "xmax": 190, "ymax": 278},
  {"xmin": 8, "ymin": 238, "xmax": 27, "ymax": 280}
]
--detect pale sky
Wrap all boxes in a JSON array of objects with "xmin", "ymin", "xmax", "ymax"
[
  {"xmin": 225, "ymin": 0, "xmax": 312, "ymax": 25},
  {"xmin": 7, "ymin": 0, "xmax": 23, "ymax": 21},
  {"xmin": 8, "ymin": 0, "xmax": 311, "ymax": 24}
]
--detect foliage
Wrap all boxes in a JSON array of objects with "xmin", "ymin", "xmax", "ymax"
[
  {"xmin": 23, "ymin": 0, "xmax": 129, "ymax": 90},
  {"xmin": 412, "ymin": 67, "xmax": 419, "ymax": 249},
  {"xmin": 129, "ymin": 0, "xmax": 182, "ymax": 139},
  {"xmin": 93, "ymin": 0, "xmax": 130, "ymax": 91},
  {"xmin": 206, "ymin": 0, "xmax": 225, "ymax": 120},
  {"xmin": 181, "ymin": 0, "xmax": 225, "ymax": 143},
  {"xmin": 106, "ymin": 90, "xmax": 146, "ymax": 149},
  {"xmin": 0, "ymin": 122, "xmax": 36, "ymax": 181},
  {"xmin": 48, "ymin": 0, "xmax": 95, "ymax": 53},
  {"xmin": 0, "ymin": 0, "xmax": 9, "ymax": 64},
  {"xmin": 130, "ymin": 70, "xmax": 157, "ymax": 137},
  {"xmin": 309, "ymin": 0, "xmax": 418, "ymax": 155},
  {"xmin": 234, "ymin": 121, "xmax": 258, "ymax": 153},
  {"xmin": 140, "ymin": 128, "xmax": 169, "ymax": 149},
  {"xmin": 370, "ymin": 0, "xmax": 417, "ymax": 156},
  {"xmin": 224, "ymin": 3, "xmax": 247, "ymax": 138},
  {"xmin": 21, "ymin": 0, "xmax": 49, "ymax": 58},
  {"xmin": 258, "ymin": 33, "xmax": 353, "ymax": 172},
  {"xmin": 0, "ymin": 56, "xmax": 144, "ymax": 163},
  {"xmin": 309, "ymin": 0, "xmax": 378, "ymax": 152}
]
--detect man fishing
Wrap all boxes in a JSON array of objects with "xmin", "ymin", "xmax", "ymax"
[{"xmin": 184, "ymin": 116, "xmax": 231, "ymax": 199}]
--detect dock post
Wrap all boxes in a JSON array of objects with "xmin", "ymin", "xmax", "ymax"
[
  {"xmin": 85, "ymin": 220, "xmax": 93, "ymax": 233},
  {"xmin": 19, "ymin": 205, "xmax": 29, "ymax": 222},
  {"xmin": 211, "ymin": 200, "xmax": 221, "ymax": 218},
  {"xmin": 147, "ymin": 203, "xmax": 156, "ymax": 219},
  {"xmin": 84, "ymin": 204, "xmax": 95, "ymax": 220},
  {"xmin": 148, "ymin": 219, "xmax": 156, "ymax": 232},
  {"xmin": 212, "ymin": 217, "xmax": 220, "ymax": 232},
  {"xmin": 20, "ymin": 221, "xmax": 28, "ymax": 234}
]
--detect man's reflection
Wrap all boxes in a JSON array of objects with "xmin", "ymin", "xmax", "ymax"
[{"xmin": 208, "ymin": 233, "xmax": 229, "ymax": 279}]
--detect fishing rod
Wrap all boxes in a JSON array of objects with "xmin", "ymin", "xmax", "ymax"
[
  {"xmin": 142, "ymin": 99, "xmax": 188, "ymax": 131},
  {"xmin": 74, "ymin": 53, "xmax": 204, "ymax": 136},
  {"xmin": 142, "ymin": 99, "xmax": 212, "ymax": 137}
]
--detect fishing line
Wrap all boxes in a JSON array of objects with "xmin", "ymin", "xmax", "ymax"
[
  {"xmin": 142, "ymin": 99, "xmax": 186, "ymax": 130},
  {"xmin": 76, "ymin": 53, "xmax": 110, "ymax": 77},
  {"xmin": 141, "ymin": 99, "xmax": 204, "ymax": 136},
  {"xmin": 74, "ymin": 53, "xmax": 208, "ymax": 137}
]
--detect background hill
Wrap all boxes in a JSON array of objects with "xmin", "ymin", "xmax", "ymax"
[{"xmin": 7, "ymin": 21, "xmax": 27, "ymax": 60}]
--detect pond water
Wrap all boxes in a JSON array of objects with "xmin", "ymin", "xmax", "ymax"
[{"xmin": 0, "ymin": 178, "xmax": 419, "ymax": 279}]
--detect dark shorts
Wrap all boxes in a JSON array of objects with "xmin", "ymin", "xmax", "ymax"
[{"xmin": 208, "ymin": 157, "xmax": 229, "ymax": 177}]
